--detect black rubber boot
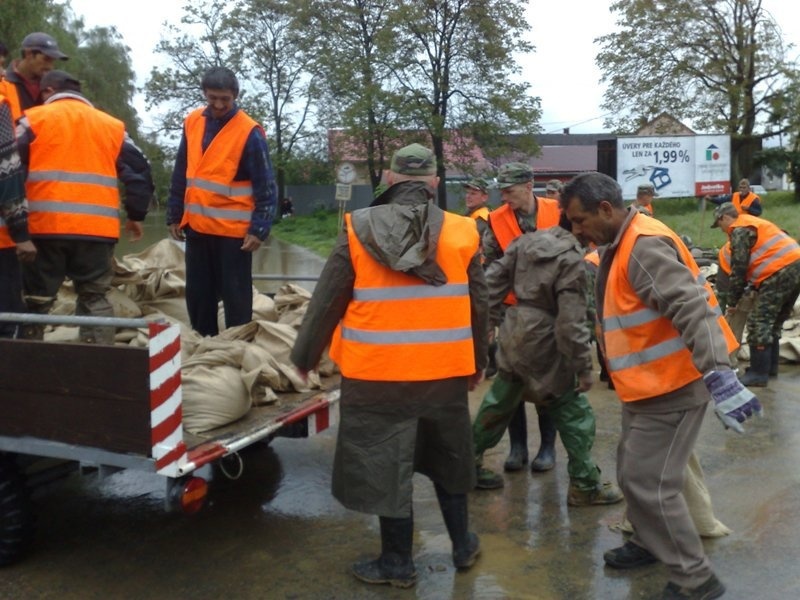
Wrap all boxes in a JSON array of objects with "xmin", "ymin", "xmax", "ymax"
[
  {"xmin": 434, "ymin": 483, "xmax": 481, "ymax": 570},
  {"xmin": 503, "ymin": 402, "xmax": 528, "ymax": 472},
  {"xmin": 739, "ymin": 344, "xmax": 770, "ymax": 387},
  {"xmin": 530, "ymin": 407, "xmax": 557, "ymax": 472},
  {"xmin": 352, "ymin": 516, "xmax": 416, "ymax": 588},
  {"xmin": 485, "ymin": 341, "xmax": 498, "ymax": 379},
  {"xmin": 769, "ymin": 338, "xmax": 780, "ymax": 377}
]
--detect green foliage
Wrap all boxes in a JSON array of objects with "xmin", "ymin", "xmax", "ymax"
[
  {"xmin": 654, "ymin": 191, "xmax": 798, "ymax": 250},
  {"xmin": 270, "ymin": 209, "xmax": 341, "ymax": 256},
  {"xmin": 597, "ymin": 0, "xmax": 794, "ymax": 181},
  {"xmin": 271, "ymin": 192, "xmax": 800, "ymax": 261}
]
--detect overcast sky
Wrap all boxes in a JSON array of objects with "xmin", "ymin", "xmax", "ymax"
[{"xmin": 68, "ymin": 0, "xmax": 800, "ymax": 135}]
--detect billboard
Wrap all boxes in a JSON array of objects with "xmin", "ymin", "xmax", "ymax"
[{"xmin": 616, "ymin": 135, "xmax": 731, "ymax": 199}]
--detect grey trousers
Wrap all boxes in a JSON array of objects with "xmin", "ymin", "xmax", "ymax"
[{"xmin": 618, "ymin": 402, "xmax": 713, "ymax": 588}]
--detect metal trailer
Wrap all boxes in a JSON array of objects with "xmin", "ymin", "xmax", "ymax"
[{"xmin": 0, "ymin": 313, "xmax": 339, "ymax": 566}]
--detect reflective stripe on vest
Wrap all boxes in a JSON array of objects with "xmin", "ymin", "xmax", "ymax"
[
  {"xmin": 329, "ymin": 210, "xmax": 479, "ymax": 381},
  {"xmin": 488, "ymin": 197, "xmax": 561, "ymax": 304},
  {"xmin": 730, "ymin": 214, "xmax": 800, "ymax": 287},
  {"xmin": 602, "ymin": 212, "xmax": 738, "ymax": 402},
  {"xmin": 180, "ymin": 108, "xmax": 259, "ymax": 238},
  {"xmin": 25, "ymin": 99, "xmax": 124, "ymax": 239}
]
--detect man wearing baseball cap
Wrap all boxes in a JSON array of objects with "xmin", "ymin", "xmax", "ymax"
[
  {"xmin": 462, "ymin": 177, "xmax": 491, "ymax": 236},
  {"xmin": 292, "ymin": 142, "xmax": 489, "ymax": 587},
  {"xmin": 712, "ymin": 201, "xmax": 800, "ymax": 386},
  {"xmin": 474, "ymin": 162, "xmax": 564, "ymax": 488},
  {"xmin": 0, "ymin": 32, "xmax": 68, "ymax": 121}
]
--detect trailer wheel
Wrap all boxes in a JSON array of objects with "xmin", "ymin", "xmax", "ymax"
[{"xmin": 0, "ymin": 456, "xmax": 33, "ymax": 566}]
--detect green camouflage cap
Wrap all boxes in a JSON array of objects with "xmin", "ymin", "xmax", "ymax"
[
  {"xmin": 637, "ymin": 183, "xmax": 658, "ymax": 197},
  {"xmin": 546, "ymin": 179, "xmax": 563, "ymax": 192},
  {"xmin": 711, "ymin": 201, "xmax": 738, "ymax": 228},
  {"xmin": 497, "ymin": 162, "xmax": 534, "ymax": 189},
  {"xmin": 390, "ymin": 143, "xmax": 436, "ymax": 175},
  {"xmin": 462, "ymin": 177, "xmax": 489, "ymax": 193}
]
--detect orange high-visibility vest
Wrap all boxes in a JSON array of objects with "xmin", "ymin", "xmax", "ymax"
[
  {"xmin": 0, "ymin": 93, "xmax": 15, "ymax": 249},
  {"xmin": 329, "ymin": 210, "xmax": 479, "ymax": 381},
  {"xmin": 729, "ymin": 214, "xmax": 800, "ymax": 287},
  {"xmin": 488, "ymin": 197, "xmax": 561, "ymax": 304},
  {"xmin": 584, "ymin": 248, "xmax": 600, "ymax": 270},
  {"xmin": 718, "ymin": 242, "xmax": 731, "ymax": 275},
  {"xmin": 732, "ymin": 191, "xmax": 759, "ymax": 214},
  {"xmin": 180, "ymin": 108, "xmax": 260, "ymax": 238},
  {"xmin": 602, "ymin": 212, "xmax": 738, "ymax": 402},
  {"xmin": 469, "ymin": 205, "xmax": 490, "ymax": 222},
  {"xmin": 0, "ymin": 79, "xmax": 24, "ymax": 123},
  {"xmin": 25, "ymin": 99, "xmax": 124, "ymax": 239}
]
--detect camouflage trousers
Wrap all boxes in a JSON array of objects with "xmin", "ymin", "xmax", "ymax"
[{"xmin": 746, "ymin": 261, "xmax": 800, "ymax": 346}]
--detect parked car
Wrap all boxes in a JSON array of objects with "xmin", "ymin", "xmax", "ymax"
[{"xmin": 751, "ymin": 184, "xmax": 768, "ymax": 195}]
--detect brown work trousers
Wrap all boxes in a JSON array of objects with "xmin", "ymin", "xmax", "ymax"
[{"xmin": 618, "ymin": 402, "xmax": 714, "ymax": 588}]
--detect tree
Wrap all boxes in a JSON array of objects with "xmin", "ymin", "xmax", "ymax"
[
  {"xmin": 306, "ymin": 0, "xmax": 541, "ymax": 202},
  {"xmin": 596, "ymin": 0, "xmax": 796, "ymax": 183},
  {"xmin": 303, "ymin": 1, "xmax": 410, "ymax": 190},
  {"xmin": 144, "ymin": 0, "xmax": 235, "ymax": 141},
  {"xmin": 388, "ymin": 0, "xmax": 541, "ymax": 206},
  {"xmin": 227, "ymin": 0, "xmax": 320, "ymax": 200}
]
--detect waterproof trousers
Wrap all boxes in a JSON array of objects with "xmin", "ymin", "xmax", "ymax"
[{"xmin": 472, "ymin": 373, "xmax": 600, "ymax": 489}]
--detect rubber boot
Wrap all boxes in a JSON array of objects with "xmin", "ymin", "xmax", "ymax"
[
  {"xmin": 434, "ymin": 483, "xmax": 481, "ymax": 570},
  {"xmin": 503, "ymin": 402, "xmax": 528, "ymax": 472},
  {"xmin": 739, "ymin": 344, "xmax": 770, "ymax": 387},
  {"xmin": 352, "ymin": 516, "xmax": 416, "ymax": 588},
  {"xmin": 769, "ymin": 338, "xmax": 780, "ymax": 377},
  {"xmin": 530, "ymin": 406, "xmax": 557, "ymax": 472},
  {"xmin": 485, "ymin": 340, "xmax": 498, "ymax": 379}
]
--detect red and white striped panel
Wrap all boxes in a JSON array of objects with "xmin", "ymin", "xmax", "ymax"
[
  {"xmin": 148, "ymin": 322, "xmax": 187, "ymax": 476},
  {"xmin": 307, "ymin": 398, "xmax": 339, "ymax": 435}
]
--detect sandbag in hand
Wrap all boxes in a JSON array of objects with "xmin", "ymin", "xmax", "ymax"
[{"xmin": 703, "ymin": 370, "xmax": 763, "ymax": 433}]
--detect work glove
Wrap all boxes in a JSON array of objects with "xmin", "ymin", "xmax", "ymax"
[{"xmin": 703, "ymin": 369, "xmax": 763, "ymax": 433}]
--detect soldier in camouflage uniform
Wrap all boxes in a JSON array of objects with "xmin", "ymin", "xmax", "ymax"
[
  {"xmin": 476, "ymin": 163, "xmax": 563, "ymax": 487},
  {"xmin": 712, "ymin": 202, "xmax": 800, "ymax": 386}
]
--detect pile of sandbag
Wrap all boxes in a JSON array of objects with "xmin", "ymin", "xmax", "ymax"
[{"xmin": 44, "ymin": 238, "xmax": 337, "ymax": 434}]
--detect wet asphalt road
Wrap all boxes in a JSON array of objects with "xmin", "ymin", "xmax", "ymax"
[{"xmin": 3, "ymin": 366, "xmax": 800, "ymax": 599}]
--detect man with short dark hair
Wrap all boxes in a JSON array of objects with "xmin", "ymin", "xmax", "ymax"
[
  {"xmin": 292, "ymin": 143, "xmax": 488, "ymax": 588},
  {"xmin": 15, "ymin": 70, "xmax": 154, "ymax": 344},
  {"xmin": 167, "ymin": 66, "xmax": 277, "ymax": 337},
  {"xmin": 0, "ymin": 32, "xmax": 68, "ymax": 121},
  {"xmin": 561, "ymin": 172, "xmax": 761, "ymax": 600},
  {"xmin": 706, "ymin": 178, "xmax": 762, "ymax": 216}
]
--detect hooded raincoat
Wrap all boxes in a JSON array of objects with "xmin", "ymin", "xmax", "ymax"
[{"xmin": 291, "ymin": 180, "xmax": 489, "ymax": 517}]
